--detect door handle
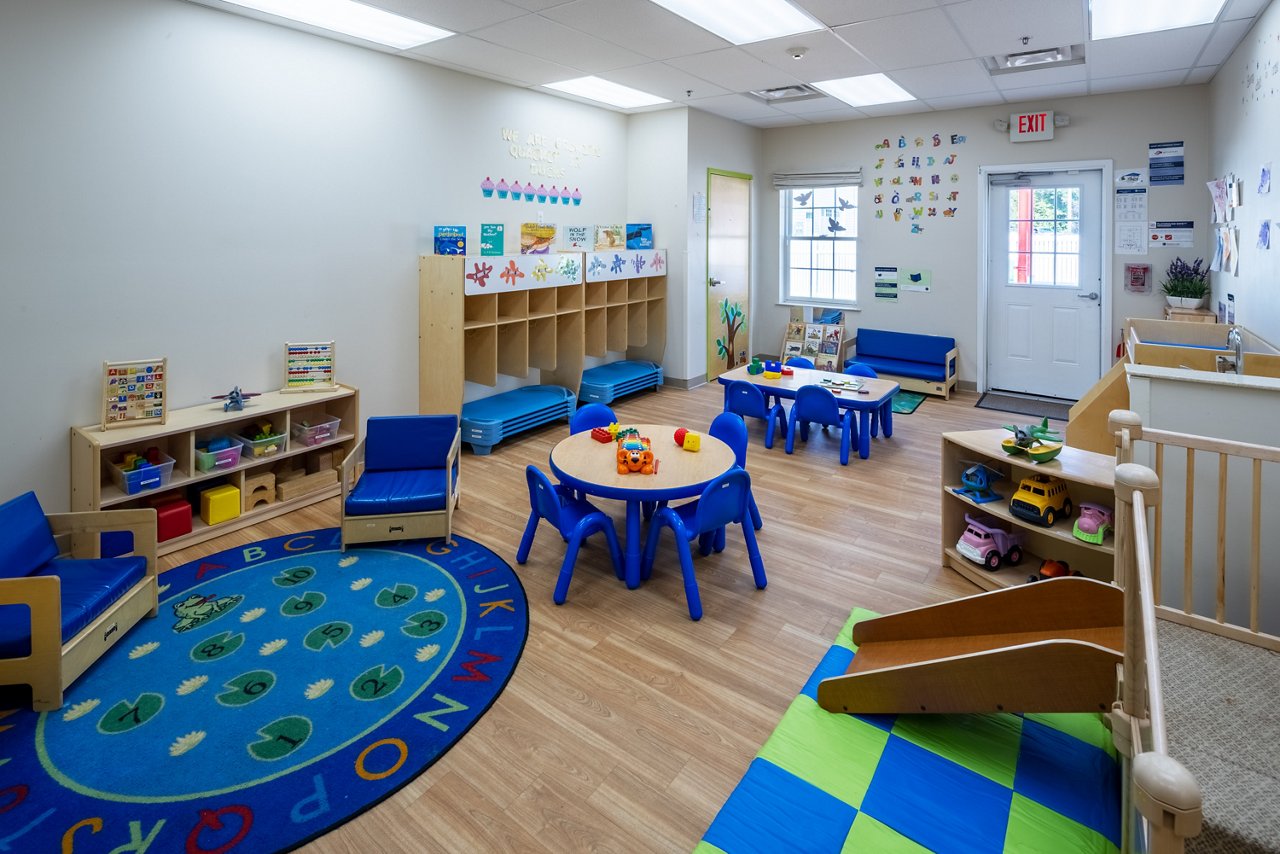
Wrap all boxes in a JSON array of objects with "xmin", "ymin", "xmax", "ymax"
[
  {"xmin": 1077, "ymin": 291, "xmax": 1099, "ymax": 300},
  {"xmin": 709, "ymin": 277, "xmax": 722, "ymax": 287}
]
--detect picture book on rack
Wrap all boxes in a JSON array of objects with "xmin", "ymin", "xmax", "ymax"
[
  {"xmin": 625, "ymin": 223, "xmax": 654, "ymax": 249},
  {"xmin": 434, "ymin": 225, "xmax": 466, "ymax": 255},
  {"xmin": 520, "ymin": 222, "xmax": 556, "ymax": 254}
]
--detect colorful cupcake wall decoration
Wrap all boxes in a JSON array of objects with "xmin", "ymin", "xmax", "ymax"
[{"xmin": 478, "ymin": 177, "xmax": 583, "ymax": 205}]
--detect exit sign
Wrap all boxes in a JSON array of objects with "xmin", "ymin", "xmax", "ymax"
[{"xmin": 1010, "ymin": 110, "xmax": 1054, "ymax": 142}]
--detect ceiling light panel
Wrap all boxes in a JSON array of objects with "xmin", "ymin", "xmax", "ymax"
[
  {"xmin": 1090, "ymin": 0, "xmax": 1227, "ymax": 40},
  {"xmin": 218, "ymin": 0, "xmax": 452, "ymax": 49},
  {"xmin": 543, "ymin": 76, "xmax": 671, "ymax": 109},
  {"xmin": 648, "ymin": 0, "xmax": 823, "ymax": 45},
  {"xmin": 812, "ymin": 73, "xmax": 915, "ymax": 107}
]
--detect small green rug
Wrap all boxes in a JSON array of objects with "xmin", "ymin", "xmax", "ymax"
[{"xmin": 891, "ymin": 391, "xmax": 926, "ymax": 414}]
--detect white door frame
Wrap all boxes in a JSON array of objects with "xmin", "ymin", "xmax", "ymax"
[{"xmin": 977, "ymin": 159, "xmax": 1113, "ymax": 395}]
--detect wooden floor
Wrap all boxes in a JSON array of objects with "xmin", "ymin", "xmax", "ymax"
[{"xmin": 161, "ymin": 382, "xmax": 1013, "ymax": 853}]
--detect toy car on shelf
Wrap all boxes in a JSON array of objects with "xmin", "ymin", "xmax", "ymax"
[
  {"xmin": 955, "ymin": 513, "xmax": 1024, "ymax": 571},
  {"xmin": 1073, "ymin": 503, "xmax": 1114, "ymax": 544},
  {"xmin": 1027, "ymin": 559, "xmax": 1081, "ymax": 583},
  {"xmin": 1010, "ymin": 474, "xmax": 1072, "ymax": 527}
]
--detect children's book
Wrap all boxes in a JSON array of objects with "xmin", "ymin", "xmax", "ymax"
[
  {"xmin": 818, "ymin": 324, "xmax": 844, "ymax": 356},
  {"xmin": 480, "ymin": 223, "xmax": 504, "ymax": 256},
  {"xmin": 595, "ymin": 224, "xmax": 624, "ymax": 250},
  {"xmin": 625, "ymin": 223, "xmax": 654, "ymax": 249},
  {"xmin": 520, "ymin": 222, "xmax": 556, "ymax": 254},
  {"xmin": 434, "ymin": 225, "xmax": 466, "ymax": 255},
  {"xmin": 563, "ymin": 225, "xmax": 591, "ymax": 250},
  {"xmin": 783, "ymin": 340, "xmax": 804, "ymax": 359}
]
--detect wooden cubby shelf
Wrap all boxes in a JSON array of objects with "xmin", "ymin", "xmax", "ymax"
[
  {"xmin": 71, "ymin": 385, "xmax": 359, "ymax": 557},
  {"xmin": 940, "ymin": 429, "xmax": 1116, "ymax": 591}
]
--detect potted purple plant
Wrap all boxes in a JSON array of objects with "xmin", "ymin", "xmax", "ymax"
[{"xmin": 1160, "ymin": 256, "xmax": 1210, "ymax": 309}]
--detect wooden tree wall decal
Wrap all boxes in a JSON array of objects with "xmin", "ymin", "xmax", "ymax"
[{"xmin": 716, "ymin": 298, "xmax": 745, "ymax": 369}]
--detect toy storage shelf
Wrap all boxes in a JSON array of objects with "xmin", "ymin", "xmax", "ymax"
[
  {"xmin": 71, "ymin": 385, "xmax": 358, "ymax": 556},
  {"xmin": 940, "ymin": 429, "xmax": 1115, "ymax": 591},
  {"xmin": 419, "ymin": 253, "xmax": 666, "ymax": 448}
]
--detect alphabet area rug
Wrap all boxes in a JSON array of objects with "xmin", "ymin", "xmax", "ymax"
[{"xmin": 0, "ymin": 529, "xmax": 527, "ymax": 853}]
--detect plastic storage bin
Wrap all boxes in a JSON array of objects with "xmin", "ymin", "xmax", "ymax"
[
  {"xmin": 236, "ymin": 430, "xmax": 287, "ymax": 458},
  {"xmin": 291, "ymin": 417, "xmax": 340, "ymax": 447},
  {"xmin": 110, "ymin": 452, "xmax": 176, "ymax": 495},
  {"xmin": 195, "ymin": 438, "xmax": 244, "ymax": 472}
]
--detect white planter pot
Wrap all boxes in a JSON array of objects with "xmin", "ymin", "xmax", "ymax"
[{"xmin": 1166, "ymin": 296, "xmax": 1207, "ymax": 309}]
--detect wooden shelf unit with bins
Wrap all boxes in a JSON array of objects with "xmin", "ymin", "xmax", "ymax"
[
  {"xmin": 419, "ymin": 250, "xmax": 666, "ymax": 414},
  {"xmin": 71, "ymin": 385, "xmax": 358, "ymax": 556},
  {"xmin": 941, "ymin": 429, "xmax": 1115, "ymax": 591}
]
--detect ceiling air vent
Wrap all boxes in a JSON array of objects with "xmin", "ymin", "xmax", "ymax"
[
  {"xmin": 983, "ymin": 44, "xmax": 1085, "ymax": 76},
  {"xmin": 747, "ymin": 83, "xmax": 824, "ymax": 104}
]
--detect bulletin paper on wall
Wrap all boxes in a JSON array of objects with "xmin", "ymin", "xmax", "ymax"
[
  {"xmin": 874, "ymin": 266, "xmax": 899, "ymax": 300},
  {"xmin": 1114, "ymin": 188, "xmax": 1148, "ymax": 254},
  {"xmin": 1149, "ymin": 141, "xmax": 1185, "ymax": 186},
  {"xmin": 1148, "ymin": 220, "xmax": 1194, "ymax": 247}
]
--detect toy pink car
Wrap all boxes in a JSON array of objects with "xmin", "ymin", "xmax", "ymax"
[
  {"xmin": 1073, "ymin": 503, "xmax": 1114, "ymax": 544},
  {"xmin": 956, "ymin": 513, "xmax": 1024, "ymax": 571}
]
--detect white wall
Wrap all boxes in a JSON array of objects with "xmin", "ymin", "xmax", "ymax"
[
  {"xmin": 1209, "ymin": 0, "xmax": 1280, "ymax": 345},
  {"xmin": 686, "ymin": 109, "xmax": 765, "ymax": 385},
  {"xmin": 0, "ymin": 0, "xmax": 631, "ymax": 509},
  {"xmin": 758, "ymin": 87, "xmax": 1212, "ymax": 384}
]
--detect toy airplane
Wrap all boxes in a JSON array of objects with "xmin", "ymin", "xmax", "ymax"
[
  {"xmin": 212, "ymin": 386, "xmax": 261, "ymax": 412},
  {"xmin": 951, "ymin": 462, "xmax": 1005, "ymax": 503}
]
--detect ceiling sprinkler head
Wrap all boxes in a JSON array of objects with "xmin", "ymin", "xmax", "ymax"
[{"xmin": 787, "ymin": 46, "xmax": 808, "ymax": 60}]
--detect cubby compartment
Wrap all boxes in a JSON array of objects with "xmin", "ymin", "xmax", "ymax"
[
  {"xmin": 557, "ymin": 283, "xmax": 583, "ymax": 314},
  {"xmin": 607, "ymin": 280, "xmax": 628, "ymax": 305},
  {"xmin": 628, "ymin": 279, "xmax": 648, "ymax": 302},
  {"xmin": 497, "ymin": 320, "xmax": 530, "ymax": 377},
  {"xmin": 529, "ymin": 317, "xmax": 559, "ymax": 371},
  {"xmin": 528, "ymin": 287, "xmax": 557, "ymax": 318},
  {"xmin": 464, "ymin": 326, "xmax": 498, "ymax": 385},
  {"xmin": 628, "ymin": 303, "xmax": 648, "ymax": 345},
  {"xmin": 607, "ymin": 305, "xmax": 629, "ymax": 352},
  {"xmin": 497, "ymin": 290, "xmax": 528, "ymax": 324},
  {"xmin": 585, "ymin": 281, "xmax": 607, "ymax": 307},
  {"xmin": 464, "ymin": 293, "xmax": 497, "ymax": 327},
  {"xmin": 585, "ymin": 307, "xmax": 607, "ymax": 357}
]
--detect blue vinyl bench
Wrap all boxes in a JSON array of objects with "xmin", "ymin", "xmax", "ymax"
[{"xmin": 846, "ymin": 328, "xmax": 958, "ymax": 399}]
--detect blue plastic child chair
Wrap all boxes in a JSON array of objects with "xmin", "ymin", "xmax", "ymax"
[
  {"xmin": 569, "ymin": 402, "xmax": 616, "ymax": 435},
  {"xmin": 843, "ymin": 362, "xmax": 883, "ymax": 437},
  {"xmin": 785, "ymin": 357, "xmax": 814, "ymax": 369},
  {"xmin": 708, "ymin": 411, "xmax": 763, "ymax": 533},
  {"xmin": 786, "ymin": 385, "xmax": 856, "ymax": 465},
  {"xmin": 516, "ymin": 466, "xmax": 623, "ymax": 605},
  {"xmin": 723, "ymin": 380, "xmax": 786, "ymax": 449},
  {"xmin": 640, "ymin": 468, "xmax": 766, "ymax": 621}
]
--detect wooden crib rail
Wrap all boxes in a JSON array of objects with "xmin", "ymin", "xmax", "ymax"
[
  {"xmin": 1110, "ymin": 409, "xmax": 1280, "ymax": 651},
  {"xmin": 1112, "ymin": 462, "xmax": 1202, "ymax": 853}
]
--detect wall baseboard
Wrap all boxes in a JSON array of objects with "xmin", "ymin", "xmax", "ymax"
[{"xmin": 663, "ymin": 375, "xmax": 707, "ymax": 391}]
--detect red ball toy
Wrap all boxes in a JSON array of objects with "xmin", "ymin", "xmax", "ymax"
[{"xmin": 674, "ymin": 427, "xmax": 688, "ymax": 447}]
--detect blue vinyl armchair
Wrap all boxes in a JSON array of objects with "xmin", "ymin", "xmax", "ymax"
[
  {"xmin": 0, "ymin": 491, "xmax": 158, "ymax": 711},
  {"xmin": 340, "ymin": 415, "xmax": 460, "ymax": 550}
]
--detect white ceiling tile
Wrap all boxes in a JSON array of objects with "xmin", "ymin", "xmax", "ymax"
[
  {"xmin": 687, "ymin": 94, "xmax": 787, "ymax": 121},
  {"xmin": 1086, "ymin": 26, "xmax": 1214, "ymax": 77},
  {"xmin": 1090, "ymin": 70, "xmax": 1189, "ymax": 93},
  {"xmin": 407, "ymin": 34, "xmax": 582, "ymax": 85},
  {"xmin": 999, "ymin": 81, "xmax": 1090, "ymax": 101},
  {"xmin": 604, "ymin": 61, "xmax": 729, "ymax": 101},
  {"xmin": 769, "ymin": 94, "xmax": 855, "ymax": 115},
  {"xmin": 1185, "ymin": 65, "xmax": 1218, "ymax": 84},
  {"xmin": 834, "ymin": 8, "xmax": 974, "ymax": 70},
  {"xmin": 740, "ymin": 30, "xmax": 879, "ymax": 80},
  {"xmin": 368, "ymin": 0, "xmax": 529, "ymax": 34},
  {"xmin": 991, "ymin": 61, "xmax": 1087, "ymax": 91},
  {"xmin": 502, "ymin": 0, "xmax": 575, "ymax": 10},
  {"xmin": 781, "ymin": 104, "xmax": 869, "ymax": 123},
  {"xmin": 1200, "ymin": 18, "xmax": 1254, "ymax": 66},
  {"xmin": 946, "ymin": 0, "xmax": 1087, "ymax": 57},
  {"xmin": 744, "ymin": 114, "xmax": 815, "ymax": 127},
  {"xmin": 925, "ymin": 91, "xmax": 1010, "ymax": 110},
  {"xmin": 794, "ymin": 0, "xmax": 938, "ymax": 28},
  {"xmin": 539, "ymin": 0, "xmax": 729, "ymax": 60},
  {"xmin": 667, "ymin": 47, "xmax": 806, "ymax": 92},
  {"xmin": 856, "ymin": 99, "xmax": 935, "ymax": 116},
  {"xmin": 469, "ymin": 14, "xmax": 649, "ymax": 73},
  {"xmin": 890, "ymin": 59, "xmax": 999, "ymax": 98}
]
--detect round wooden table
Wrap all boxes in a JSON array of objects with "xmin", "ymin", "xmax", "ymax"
[{"xmin": 549, "ymin": 424, "xmax": 737, "ymax": 588}]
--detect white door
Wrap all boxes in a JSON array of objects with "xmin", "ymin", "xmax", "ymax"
[{"xmin": 986, "ymin": 170, "xmax": 1102, "ymax": 400}]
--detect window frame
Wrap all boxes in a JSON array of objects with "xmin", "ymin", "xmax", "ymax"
[{"xmin": 779, "ymin": 184, "xmax": 860, "ymax": 309}]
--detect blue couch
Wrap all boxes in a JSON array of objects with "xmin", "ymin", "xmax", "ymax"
[
  {"xmin": 0, "ymin": 491, "xmax": 158, "ymax": 710},
  {"xmin": 846, "ymin": 328, "xmax": 958, "ymax": 399}
]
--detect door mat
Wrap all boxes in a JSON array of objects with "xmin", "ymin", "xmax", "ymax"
[
  {"xmin": 0, "ymin": 529, "xmax": 528, "ymax": 853},
  {"xmin": 976, "ymin": 392, "xmax": 1072, "ymax": 422},
  {"xmin": 890, "ymin": 391, "xmax": 926, "ymax": 415}
]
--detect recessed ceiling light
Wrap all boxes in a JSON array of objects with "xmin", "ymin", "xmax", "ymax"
[
  {"xmin": 812, "ymin": 74, "xmax": 915, "ymax": 108},
  {"xmin": 543, "ymin": 77, "xmax": 670, "ymax": 109},
  {"xmin": 219, "ymin": 0, "xmax": 453, "ymax": 49},
  {"xmin": 1090, "ymin": 0, "xmax": 1227, "ymax": 40},
  {"xmin": 648, "ymin": 0, "xmax": 822, "ymax": 46}
]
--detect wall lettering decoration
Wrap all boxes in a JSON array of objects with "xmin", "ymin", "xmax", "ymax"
[{"xmin": 870, "ymin": 132, "xmax": 965, "ymax": 233}]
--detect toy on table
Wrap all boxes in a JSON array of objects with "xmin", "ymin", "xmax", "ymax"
[
  {"xmin": 590, "ymin": 426, "xmax": 613, "ymax": 443},
  {"xmin": 673, "ymin": 428, "xmax": 701, "ymax": 451},
  {"xmin": 607, "ymin": 422, "xmax": 622, "ymax": 439},
  {"xmin": 616, "ymin": 434, "xmax": 656, "ymax": 475},
  {"xmin": 211, "ymin": 386, "xmax": 261, "ymax": 412},
  {"xmin": 746, "ymin": 357, "xmax": 764, "ymax": 376},
  {"xmin": 763, "ymin": 360, "xmax": 782, "ymax": 379},
  {"xmin": 955, "ymin": 513, "xmax": 1024, "ymax": 571},
  {"xmin": 1009, "ymin": 474, "xmax": 1072, "ymax": 527},
  {"xmin": 1073, "ymin": 503, "xmax": 1114, "ymax": 544},
  {"xmin": 1026, "ymin": 559, "xmax": 1081, "ymax": 583},
  {"xmin": 950, "ymin": 462, "xmax": 1004, "ymax": 503},
  {"xmin": 1000, "ymin": 417, "xmax": 1063, "ymax": 463},
  {"xmin": 780, "ymin": 366, "xmax": 794, "ymax": 377}
]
